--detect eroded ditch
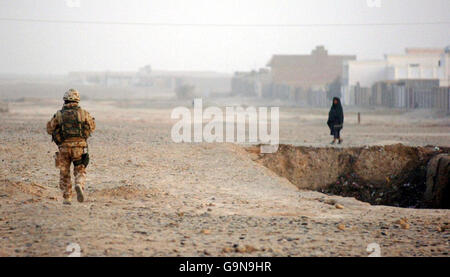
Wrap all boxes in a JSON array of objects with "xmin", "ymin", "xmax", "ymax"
[{"xmin": 246, "ymin": 144, "xmax": 449, "ymax": 209}]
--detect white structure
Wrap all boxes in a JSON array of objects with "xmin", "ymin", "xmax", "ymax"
[
  {"xmin": 386, "ymin": 48, "xmax": 442, "ymax": 80},
  {"xmin": 439, "ymin": 46, "xmax": 450, "ymax": 87},
  {"xmin": 342, "ymin": 48, "xmax": 445, "ymax": 105},
  {"xmin": 346, "ymin": 60, "xmax": 388, "ymax": 87}
]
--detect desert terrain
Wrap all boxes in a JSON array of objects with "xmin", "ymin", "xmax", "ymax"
[{"xmin": 1, "ymin": 95, "xmax": 449, "ymax": 257}]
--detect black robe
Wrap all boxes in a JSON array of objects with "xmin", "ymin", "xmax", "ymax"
[{"xmin": 327, "ymin": 97, "xmax": 344, "ymax": 136}]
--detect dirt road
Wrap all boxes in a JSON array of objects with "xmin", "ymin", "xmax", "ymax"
[{"xmin": 1, "ymin": 100, "xmax": 449, "ymax": 256}]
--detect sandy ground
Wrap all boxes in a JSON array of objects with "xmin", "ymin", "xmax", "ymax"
[{"xmin": 0, "ymin": 99, "xmax": 449, "ymax": 256}]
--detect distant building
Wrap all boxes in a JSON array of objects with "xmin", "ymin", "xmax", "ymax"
[
  {"xmin": 267, "ymin": 46, "xmax": 356, "ymax": 90},
  {"xmin": 149, "ymin": 71, "xmax": 231, "ymax": 96},
  {"xmin": 343, "ymin": 47, "xmax": 445, "ymax": 105},
  {"xmin": 386, "ymin": 48, "xmax": 442, "ymax": 80},
  {"xmin": 68, "ymin": 71, "xmax": 137, "ymax": 87},
  {"xmin": 231, "ymin": 68, "xmax": 271, "ymax": 97},
  {"xmin": 345, "ymin": 60, "xmax": 388, "ymax": 88},
  {"xmin": 68, "ymin": 69, "xmax": 231, "ymax": 95}
]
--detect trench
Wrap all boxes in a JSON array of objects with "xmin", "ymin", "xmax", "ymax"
[{"xmin": 246, "ymin": 144, "xmax": 449, "ymax": 209}]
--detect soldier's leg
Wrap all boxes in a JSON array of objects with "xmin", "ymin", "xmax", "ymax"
[
  {"xmin": 58, "ymin": 147, "xmax": 72, "ymax": 201},
  {"xmin": 74, "ymin": 164, "xmax": 86, "ymax": 190},
  {"xmin": 72, "ymin": 147, "xmax": 86, "ymax": 202}
]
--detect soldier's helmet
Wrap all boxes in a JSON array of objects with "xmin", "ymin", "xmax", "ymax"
[{"xmin": 63, "ymin": 89, "xmax": 80, "ymax": 102}]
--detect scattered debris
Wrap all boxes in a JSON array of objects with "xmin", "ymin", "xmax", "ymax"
[
  {"xmin": 222, "ymin": 247, "xmax": 233, "ymax": 253},
  {"xmin": 337, "ymin": 224, "xmax": 346, "ymax": 231},
  {"xmin": 200, "ymin": 229, "xmax": 211, "ymax": 235},
  {"xmin": 234, "ymin": 244, "xmax": 258, "ymax": 253},
  {"xmin": 324, "ymin": 199, "xmax": 336, "ymax": 205}
]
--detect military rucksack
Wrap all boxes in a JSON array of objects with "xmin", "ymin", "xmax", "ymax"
[{"xmin": 52, "ymin": 106, "xmax": 90, "ymax": 145}]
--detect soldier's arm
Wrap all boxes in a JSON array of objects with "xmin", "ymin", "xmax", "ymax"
[
  {"xmin": 46, "ymin": 114, "xmax": 59, "ymax": 135},
  {"xmin": 84, "ymin": 110, "xmax": 96, "ymax": 133}
]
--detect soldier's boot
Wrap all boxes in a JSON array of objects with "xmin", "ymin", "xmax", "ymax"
[
  {"xmin": 75, "ymin": 185, "xmax": 85, "ymax": 203},
  {"xmin": 62, "ymin": 185, "xmax": 72, "ymax": 205},
  {"xmin": 61, "ymin": 185, "xmax": 72, "ymax": 204}
]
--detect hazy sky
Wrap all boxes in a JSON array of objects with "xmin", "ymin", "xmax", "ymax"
[{"xmin": 0, "ymin": 0, "xmax": 449, "ymax": 74}]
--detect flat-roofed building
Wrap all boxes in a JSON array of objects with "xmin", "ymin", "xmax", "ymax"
[
  {"xmin": 342, "ymin": 48, "xmax": 445, "ymax": 105},
  {"xmin": 267, "ymin": 46, "xmax": 356, "ymax": 90}
]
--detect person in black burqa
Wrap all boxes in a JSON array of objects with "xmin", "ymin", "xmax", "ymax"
[{"xmin": 327, "ymin": 97, "xmax": 344, "ymax": 144}]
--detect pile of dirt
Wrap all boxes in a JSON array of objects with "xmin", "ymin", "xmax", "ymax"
[
  {"xmin": 0, "ymin": 179, "xmax": 58, "ymax": 200},
  {"xmin": 248, "ymin": 144, "xmax": 449, "ymax": 208},
  {"xmin": 91, "ymin": 184, "xmax": 160, "ymax": 200}
]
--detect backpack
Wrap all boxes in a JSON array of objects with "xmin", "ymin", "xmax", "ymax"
[{"xmin": 52, "ymin": 106, "xmax": 89, "ymax": 145}]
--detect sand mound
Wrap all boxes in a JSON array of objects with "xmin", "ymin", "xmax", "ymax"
[
  {"xmin": 0, "ymin": 179, "xmax": 57, "ymax": 200},
  {"xmin": 91, "ymin": 184, "xmax": 160, "ymax": 200}
]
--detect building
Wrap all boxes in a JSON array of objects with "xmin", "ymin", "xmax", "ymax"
[
  {"xmin": 231, "ymin": 68, "xmax": 271, "ymax": 97},
  {"xmin": 150, "ymin": 70, "xmax": 231, "ymax": 96},
  {"xmin": 386, "ymin": 48, "xmax": 442, "ymax": 80},
  {"xmin": 68, "ymin": 71, "xmax": 137, "ymax": 87},
  {"xmin": 267, "ymin": 46, "xmax": 356, "ymax": 90},
  {"xmin": 68, "ymin": 69, "xmax": 231, "ymax": 96},
  {"xmin": 345, "ymin": 60, "xmax": 388, "ymax": 88},
  {"xmin": 342, "ymin": 47, "xmax": 445, "ymax": 105}
]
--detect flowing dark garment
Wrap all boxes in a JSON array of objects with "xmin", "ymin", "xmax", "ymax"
[{"xmin": 327, "ymin": 97, "xmax": 344, "ymax": 139}]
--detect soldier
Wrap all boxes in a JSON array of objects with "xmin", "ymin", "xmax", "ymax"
[{"xmin": 47, "ymin": 89, "xmax": 96, "ymax": 205}]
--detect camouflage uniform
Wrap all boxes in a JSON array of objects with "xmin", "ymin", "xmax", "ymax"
[{"xmin": 46, "ymin": 89, "xmax": 96, "ymax": 203}]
